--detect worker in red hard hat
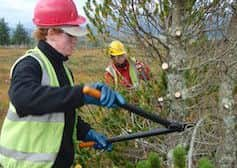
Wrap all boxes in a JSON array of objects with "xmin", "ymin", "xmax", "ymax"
[{"xmin": 0, "ymin": 0, "xmax": 125, "ymax": 168}]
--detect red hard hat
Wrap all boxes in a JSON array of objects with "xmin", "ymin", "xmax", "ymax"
[{"xmin": 33, "ymin": 0, "xmax": 86, "ymax": 27}]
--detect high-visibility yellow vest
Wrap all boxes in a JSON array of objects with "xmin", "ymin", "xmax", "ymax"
[
  {"xmin": 0, "ymin": 47, "xmax": 78, "ymax": 168},
  {"xmin": 105, "ymin": 59, "xmax": 139, "ymax": 88}
]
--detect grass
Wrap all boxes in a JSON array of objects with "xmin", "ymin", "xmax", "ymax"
[{"xmin": 0, "ymin": 49, "xmax": 25, "ymax": 110}]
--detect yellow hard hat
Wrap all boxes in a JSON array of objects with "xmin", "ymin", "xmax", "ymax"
[
  {"xmin": 74, "ymin": 164, "xmax": 82, "ymax": 168},
  {"xmin": 108, "ymin": 40, "xmax": 126, "ymax": 56}
]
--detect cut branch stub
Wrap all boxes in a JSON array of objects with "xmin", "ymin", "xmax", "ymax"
[
  {"xmin": 175, "ymin": 30, "xmax": 182, "ymax": 37},
  {"xmin": 174, "ymin": 91, "xmax": 182, "ymax": 99},
  {"xmin": 158, "ymin": 97, "xmax": 164, "ymax": 102},
  {"xmin": 162, "ymin": 62, "xmax": 169, "ymax": 70},
  {"xmin": 223, "ymin": 103, "xmax": 230, "ymax": 109}
]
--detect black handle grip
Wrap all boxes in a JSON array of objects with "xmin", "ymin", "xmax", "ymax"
[{"xmin": 120, "ymin": 103, "xmax": 172, "ymax": 127}]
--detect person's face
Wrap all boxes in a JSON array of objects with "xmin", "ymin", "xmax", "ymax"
[
  {"xmin": 46, "ymin": 29, "xmax": 78, "ymax": 57},
  {"xmin": 111, "ymin": 54, "xmax": 126, "ymax": 64}
]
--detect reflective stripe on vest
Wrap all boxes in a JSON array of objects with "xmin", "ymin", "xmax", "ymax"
[
  {"xmin": 105, "ymin": 59, "xmax": 139, "ymax": 88},
  {"xmin": 0, "ymin": 145, "xmax": 55, "ymax": 162},
  {"xmin": 6, "ymin": 106, "xmax": 64, "ymax": 123},
  {"xmin": 0, "ymin": 47, "xmax": 76, "ymax": 168},
  {"xmin": 105, "ymin": 65, "xmax": 119, "ymax": 88}
]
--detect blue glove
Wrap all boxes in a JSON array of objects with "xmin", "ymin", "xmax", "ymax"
[
  {"xmin": 85, "ymin": 129, "xmax": 112, "ymax": 151},
  {"xmin": 83, "ymin": 82, "xmax": 125, "ymax": 108}
]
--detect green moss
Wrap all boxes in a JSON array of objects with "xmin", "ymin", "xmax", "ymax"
[{"xmin": 197, "ymin": 157, "xmax": 214, "ymax": 168}]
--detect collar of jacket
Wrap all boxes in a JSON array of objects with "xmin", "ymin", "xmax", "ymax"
[
  {"xmin": 38, "ymin": 40, "xmax": 68, "ymax": 63},
  {"xmin": 115, "ymin": 59, "xmax": 129, "ymax": 69}
]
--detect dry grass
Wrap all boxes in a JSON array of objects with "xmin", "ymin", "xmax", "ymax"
[
  {"xmin": 0, "ymin": 48, "xmax": 27, "ymax": 126},
  {"xmin": 68, "ymin": 48, "xmax": 107, "ymax": 83},
  {"xmin": 0, "ymin": 49, "xmax": 26, "ymax": 108}
]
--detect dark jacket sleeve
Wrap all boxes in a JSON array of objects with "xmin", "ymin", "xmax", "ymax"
[
  {"xmin": 9, "ymin": 56, "xmax": 85, "ymax": 117},
  {"xmin": 77, "ymin": 116, "xmax": 91, "ymax": 140}
]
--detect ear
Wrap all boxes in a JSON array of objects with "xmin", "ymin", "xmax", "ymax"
[
  {"xmin": 111, "ymin": 56, "xmax": 116, "ymax": 61},
  {"xmin": 46, "ymin": 28, "xmax": 57, "ymax": 41},
  {"xmin": 47, "ymin": 28, "xmax": 54, "ymax": 35}
]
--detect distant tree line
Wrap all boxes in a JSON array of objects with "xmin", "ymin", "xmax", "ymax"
[
  {"xmin": 0, "ymin": 18, "xmax": 31, "ymax": 46},
  {"xmin": 0, "ymin": 17, "xmax": 112, "ymax": 49}
]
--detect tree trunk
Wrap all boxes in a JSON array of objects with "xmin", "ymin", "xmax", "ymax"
[
  {"xmin": 166, "ymin": 1, "xmax": 187, "ymax": 167},
  {"xmin": 217, "ymin": 75, "xmax": 237, "ymax": 168},
  {"xmin": 217, "ymin": 5, "xmax": 237, "ymax": 167},
  {"xmin": 167, "ymin": 0, "xmax": 186, "ymax": 118}
]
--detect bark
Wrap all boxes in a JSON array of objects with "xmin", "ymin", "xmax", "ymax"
[
  {"xmin": 227, "ymin": 3, "xmax": 237, "ymax": 40},
  {"xmin": 166, "ymin": 0, "xmax": 187, "ymax": 118},
  {"xmin": 217, "ymin": 6, "xmax": 237, "ymax": 167},
  {"xmin": 217, "ymin": 75, "xmax": 237, "ymax": 168}
]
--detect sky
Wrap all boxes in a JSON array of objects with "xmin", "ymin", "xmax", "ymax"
[{"xmin": 0, "ymin": 0, "xmax": 88, "ymax": 28}]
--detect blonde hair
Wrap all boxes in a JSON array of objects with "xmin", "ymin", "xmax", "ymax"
[{"xmin": 33, "ymin": 27, "xmax": 63, "ymax": 41}]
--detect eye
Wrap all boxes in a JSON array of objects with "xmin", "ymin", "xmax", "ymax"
[
  {"xmin": 63, "ymin": 31, "xmax": 76, "ymax": 38},
  {"xmin": 66, "ymin": 33, "xmax": 74, "ymax": 38}
]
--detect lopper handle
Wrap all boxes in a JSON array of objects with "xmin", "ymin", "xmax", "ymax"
[
  {"xmin": 83, "ymin": 86, "xmax": 101, "ymax": 99},
  {"xmin": 78, "ymin": 127, "xmax": 181, "ymax": 148},
  {"xmin": 82, "ymin": 86, "xmax": 176, "ymax": 129},
  {"xmin": 79, "ymin": 141, "xmax": 95, "ymax": 148}
]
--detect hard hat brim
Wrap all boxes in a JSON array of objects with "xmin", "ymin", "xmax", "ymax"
[
  {"xmin": 61, "ymin": 26, "xmax": 88, "ymax": 37},
  {"xmin": 110, "ymin": 51, "xmax": 126, "ymax": 56}
]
